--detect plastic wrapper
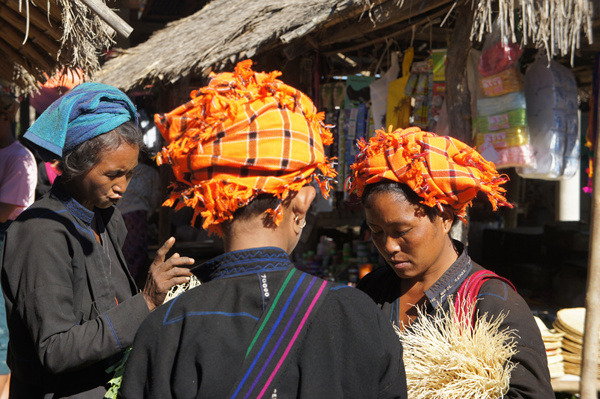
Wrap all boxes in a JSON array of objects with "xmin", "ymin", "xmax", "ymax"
[
  {"xmin": 478, "ymin": 42, "xmax": 524, "ymax": 77},
  {"xmin": 476, "ymin": 127, "xmax": 535, "ymax": 168},
  {"xmin": 472, "ymin": 18, "xmax": 532, "ymax": 170},
  {"xmin": 476, "ymin": 91, "xmax": 527, "ymax": 116},
  {"xmin": 517, "ymin": 56, "xmax": 579, "ymax": 180},
  {"xmin": 475, "ymin": 126, "xmax": 530, "ymax": 149},
  {"xmin": 478, "ymin": 139, "xmax": 536, "ymax": 169},
  {"xmin": 476, "ymin": 108, "xmax": 527, "ymax": 132},
  {"xmin": 479, "ymin": 67, "xmax": 523, "ymax": 97}
]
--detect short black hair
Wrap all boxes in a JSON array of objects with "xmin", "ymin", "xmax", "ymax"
[
  {"xmin": 232, "ymin": 193, "xmax": 282, "ymax": 221},
  {"xmin": 220, "ymin": 191, "xmax": 297, "ymax": 234},
  {"xmin": 361, "ymin": 180, "xmax": 441, "ymax": 222},
  {"xmin": 59, "ymin": 121, "xmax": 144, "ymax": 181}
]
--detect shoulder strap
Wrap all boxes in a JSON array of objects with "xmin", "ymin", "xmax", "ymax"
[
  {"xmin": 454, "ymin": 270, "xmax": 516, "ymax": 327},
  {"xmin": 229, "ymin": 267, "xmax": 330, "ymax": 399}
]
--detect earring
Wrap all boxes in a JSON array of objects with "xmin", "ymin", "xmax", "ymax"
[{"xmin": 294, "ymin": 215, "xmax": 307, "ymax": 229}]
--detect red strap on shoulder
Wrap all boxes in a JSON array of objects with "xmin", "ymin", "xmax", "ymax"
[{"xmin": 454, "ymin": 270, "xmax": 516, "ymax": 327}]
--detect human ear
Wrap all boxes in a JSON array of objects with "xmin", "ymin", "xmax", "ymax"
[
  {"xmin": 291, "ymin": 185, "xmax": 316, "ymax": 221},
  {"xmin": 440, "ymin": 208, "xmax": 455, "ymax": 234}
]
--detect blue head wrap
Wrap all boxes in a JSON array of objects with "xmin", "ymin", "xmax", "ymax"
[{"xmin": 23, "ymin": 82, "xmax": 138, "ymax": 160}]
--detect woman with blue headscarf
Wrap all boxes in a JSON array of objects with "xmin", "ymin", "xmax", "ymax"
[{"xmin": 0, "ymin": 83, "xmax": 194, "ymax": 398}]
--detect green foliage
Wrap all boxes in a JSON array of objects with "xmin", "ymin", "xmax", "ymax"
[{"xmin": 104, "ymin": 347, "xmax": 132, "ymax": 399}]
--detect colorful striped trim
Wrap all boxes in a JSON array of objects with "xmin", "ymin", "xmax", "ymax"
[{"xmin": 230, "ymin": 267, "xmax": 329, "ymax": 399}]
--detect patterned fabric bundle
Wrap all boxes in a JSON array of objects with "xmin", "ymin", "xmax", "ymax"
[
  {"xmin": 24, "ymin": 82, "xmax": 138, "ymax": 161},
  {"xmin": 155, "ymin": 60, "xmax": 336, "ymax": 235},
  {"xmin": 346, "ymin": 127, "xmax": 512, "ymax": 219}
]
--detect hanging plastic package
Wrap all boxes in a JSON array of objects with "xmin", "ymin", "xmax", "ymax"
[
  {"xmin": 370, "ymin": 52, "xmax": 400, "ymax": 131},
  {"xmin": 386, "ymin": 47, "xmax": 414, "ymax": 131},
  {"xmin": 517, "ymin": 55, "xmax": 579, "ymax": 180},
  {"xmin": 473, "ymin": 18, "xmax": 534, "ymax": 169}
]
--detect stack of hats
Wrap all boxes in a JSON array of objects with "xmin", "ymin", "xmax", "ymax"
[
  {"xmin": 534, "ymin": 316, "xmax": 565, "ymax": 378},
  {"xmin": 553, "ymin": 307, "xmax": 600, "ymax": 377}
]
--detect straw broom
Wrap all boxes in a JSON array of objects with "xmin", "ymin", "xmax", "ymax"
[{"xmin": 396, "ymin": 299, "xmax": 517, "ymax": 399}]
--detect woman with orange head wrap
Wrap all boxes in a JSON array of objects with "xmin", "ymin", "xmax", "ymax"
[
  {"xmin": 120, "ymin": 61, "xmax": 407, "ymax": 399},
  {"xmin": 347, "ymin": 127, "xmax": 553, "ymax": 398}
]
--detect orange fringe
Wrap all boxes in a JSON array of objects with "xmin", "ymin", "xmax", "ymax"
[{"xmin": 348, "ymin": 127, "xmax": 512, "ymax": 220}]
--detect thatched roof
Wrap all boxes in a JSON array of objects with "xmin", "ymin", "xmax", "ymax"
[
  {"xmin": 94, "ymin": 0, "xmax": 364, "ymax": 90},
  {"xmin": 95, "ymin": 0, "xmax": 459, "ymax": 92},
  {"xmin": 0, "ymin": 0, "xmax": 119, "ymax": 93},
  {"xmin": 95, "ymin": 0, "xmax": 597, "ymax": 93}
]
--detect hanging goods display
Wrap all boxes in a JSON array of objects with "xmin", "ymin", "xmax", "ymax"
[
  {"xmin": 473, "ymin": 20, "xmax": 534, "ymax": 170},
  {"xmin": 370, "ymin": 51, "xmax": 400, "ymax": 131},
  {"xmin": 386, "ymin": 47, "xmax": 414, "ymax": 131},
  {"xmin": 517, "ymin": 56, "xmax": 579, "ymax": 180}
]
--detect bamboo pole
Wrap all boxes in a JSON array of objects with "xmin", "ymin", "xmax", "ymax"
[
  {"xmin": 78, "ymin": 0, "xmax": 133, "ymax": 38},
  {"xmin": 581, "ymin": 86, "xmax": 600, "ymax": 398}
]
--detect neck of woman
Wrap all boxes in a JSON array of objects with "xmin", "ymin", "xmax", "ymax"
[
  {"xmin": 405, "ymin": 235, "xmax": 460, "ymax": 294},
  {"xmin": 222, "ymin": 216, "xmax": 292, "ymax": 254}
]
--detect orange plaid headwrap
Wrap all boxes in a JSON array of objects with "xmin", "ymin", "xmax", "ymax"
[
  {"xmin": 346, "ymin": 127, "xmax": 512, "ymax": 219},
  {"xmin": 155, "ymin": 60, "xmax": 336, "ymax": 235}
]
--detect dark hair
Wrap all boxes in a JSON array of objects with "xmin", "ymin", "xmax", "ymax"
[
  {"xmin": 361, "ymin": 180, "xmax": 442, "ymax": 222},
  {"xmin": 220, "ymin": 192, "xmax": 297, "ymax": 233},
  {"xmin": 232, "ymin": 194, "xmax": 281, "ymax": 221},
  {"xmin": 59, "ymin": 121, "xmax": 144, "ymax": 181}
]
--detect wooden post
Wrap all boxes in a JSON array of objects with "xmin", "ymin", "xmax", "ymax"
[
  {"xmin": 581, "ymin": 102, "xmax": 600, "ymax": 397},
  {"xmin": 18, "ymin": 96, "xmax": 29, "ymax": 137},
  {"xmin": 79, "ymin": 0, "xmax": 133, "ymax": 38},
  {"xmin": 445, "ymin": 3, "xmax": 472, "ymax": 145}
]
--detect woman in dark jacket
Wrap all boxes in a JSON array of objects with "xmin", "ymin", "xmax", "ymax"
[
  {"xmin": 0, "ymin": 83, "xmax": 193, "ymax": 398},
  {"xmin": 347, "ymin": 127, "xmax": 554, "ymax": 399}
]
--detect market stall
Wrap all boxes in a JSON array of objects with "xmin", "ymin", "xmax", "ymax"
[{"xmin": 92, "ymin": 0, "xmax": 600, "ymax": 396}]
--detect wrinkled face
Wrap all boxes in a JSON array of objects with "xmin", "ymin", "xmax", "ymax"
[
  {"xmin": 364, "ymin": 190, "xmax": 453, "ymax": 281},
  {"xmin": 71, "ymin": 143, "xmax": 139, "ymax": 210}
]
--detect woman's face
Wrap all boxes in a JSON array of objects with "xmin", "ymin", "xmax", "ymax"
[
  {"xmin": 364, "ymin": 190, "xmax": 454, "ymax": 281},
  {"xmin": 71, "ymin": 142, "xmax": 139, "ymax": 210}
]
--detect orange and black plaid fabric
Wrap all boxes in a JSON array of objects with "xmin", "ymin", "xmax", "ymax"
[
  {"xmin": 155, "ymin": 60, "xmax": 336, "ymax": 235},
  {"xmin": 346, "ymin": 127, "xmax": 512, "ymax": 219}
]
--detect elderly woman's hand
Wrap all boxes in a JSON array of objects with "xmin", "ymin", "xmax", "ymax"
[{"xmin": 142, "ymin": 237, "xmax": 194, "ymax": 311}]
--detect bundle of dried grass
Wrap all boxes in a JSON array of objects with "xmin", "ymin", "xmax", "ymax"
[
  {"xmin": 10, "ymin": 0, "xmax": 114, "ymax": 94},
  {"xmin": 397, "ymin": 300, "xmax": 517, "ymax": 399},
  {"xmin": 470, "ymin": 0, "xmax": 593, "ymax": 64},
  {"xmin": 164, "ymin": 274, "xmax": 202, "ymax": 303}
]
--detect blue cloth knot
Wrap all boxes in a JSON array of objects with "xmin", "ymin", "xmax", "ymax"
[{"xmin": 24, "ymin": 82, "xmax": 138, "ymax": 160}]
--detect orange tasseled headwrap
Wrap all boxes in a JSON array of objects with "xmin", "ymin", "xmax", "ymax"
[
  {"xmin": 346, "ymin": 127, "xmax": 512, "ymax": 220},
  {"xmin": 155, "ymin": 60, "xmax": 337, "ymax": 235}
]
